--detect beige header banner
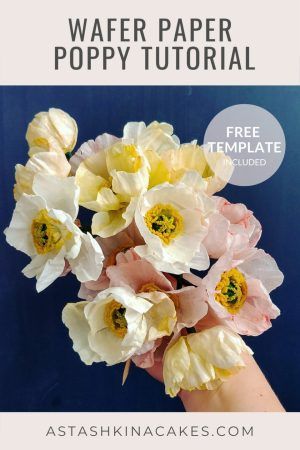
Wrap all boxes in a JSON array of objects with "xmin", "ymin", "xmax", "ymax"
[
  {"xmin": 0, "ymin": 0, "xmax": 299, "ymax": 85},
  {"xmin": 0, "ymin": 412, "xmax": 299, "ymax": 449}
]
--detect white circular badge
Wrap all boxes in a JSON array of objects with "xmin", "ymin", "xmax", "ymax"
[{"xmin": 203, "ymin": 104, "xmax": 285, "ymax": 186}]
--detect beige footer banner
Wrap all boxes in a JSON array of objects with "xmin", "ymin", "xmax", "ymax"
[{"xmin": 0, "ymin": 412, "xmax": 298, "ymax": 449}]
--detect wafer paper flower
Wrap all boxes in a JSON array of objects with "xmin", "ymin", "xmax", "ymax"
[
  {"xmin": 106, "ymin": 250, "xmax": 208, "ymax": 329},
  {"xmin": 4, "ymin": 173, "xmax": 104, "ymax": 292},
  {"xmin": 203, "ymin": 197, "xmax": 262, "ymax": 259},
  {"xmin": 187, "ymin": 249, "xmax": 283, "ymax": 336},
  {"xmin": 70, "ymin": 121, "xmax": 179, "ymax": 175},
  {"xmin": 127, "ymin": 121, "xmax": 179, "ymax": 188},
  {"xmin": 163, "ymin": 326, "xmax": 252, "ymax": 397},
  {"xmin": 150, "ymin": 143, "xmax": 233, "ymax": 195},
  {"xmin": 70, "ymin": 121, "xmax": 179, "ymax": 238},
  {"xmin": 26, "ymin": 108, "xmax": 78, "ymax": 155},
  {"xmin": 73, "ymin": 137, "xmax": 148, "ymax": 238},
  {"xmin": 105, "ymin": 253, "xmax": 208, "ymax": 368},
  {"xmin": 62, "ymin": 286, "xmax": 176, "ymax": 365},
  {"xmin": 134, "ymin": 182, "xmax": 215, "ymax": 274},
  {"xmin": 14, "ymin": 145, "xmax": 71, "ymax": 201},
  {"xmin": 108, "ymin": 250, "xmax": 207, "ymax": 322}
]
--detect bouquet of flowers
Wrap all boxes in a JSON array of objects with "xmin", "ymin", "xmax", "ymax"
[{"xmin": 4, "ymin": 108, "xmax": 284, "ymax": 397}]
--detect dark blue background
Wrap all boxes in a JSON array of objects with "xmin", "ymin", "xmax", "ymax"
[{"xmin": 0, "ymin": 86, "xmax": 299, "ymax": 412}]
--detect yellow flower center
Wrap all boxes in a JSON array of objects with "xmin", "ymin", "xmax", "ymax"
[
  {"xmin": 104, "ymin": 299, "xmax": 128, "ymax": 338},
  {"xmin": 215, "ymin": 268, "xmax": 247, "ymax": 314},
  {"xmin": 144, "ymin": 203, "xmax": 183, "ymax": 245},
  {"xmin": 108, "ymin": 144, "xmax": 142, "ymax": 173},
  {"xmin": 31, "ymin": 209, "xmax": 72, "ymax": 254},
  {"xmin": 123, "ymin": 144, "xmax": 142, "ymax": 172}
]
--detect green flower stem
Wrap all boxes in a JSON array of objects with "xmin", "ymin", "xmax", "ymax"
[
  {"xmin": 173, "ymin": 274, "xmax": 197, "ymax": 289},
  {"xmin": 176, "ymin": 274, "xmax": 183, "ymax": 289},
  {"xmin": 186, "ymin": 327, "xmax": 197, "ymax": 334}
]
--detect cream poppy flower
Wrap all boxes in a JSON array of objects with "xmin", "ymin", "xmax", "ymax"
[
  {"xmin": 124, "ymin": 121, "xmax": 179, "ymax": 188},
  {"xmin": 163, "ymin": 326, "xmax": 252, "ymax": 397},
  {"xmin": 70, "ymin": 121, "xmax": 179, "ymax": 238},
  {"xmin": 14, "ymin": 146, "xmax": 71, "ymax": 201},
  {"xmin": 26, "ymin": 108, "xmax": 78, "ymax": 154},
  {"xmin": 70, "ymin": 121, "xmax": 178, "ymax": 175},
  {"xmin": 4, "ymin": 173, "xmax": 104, "ymax": 292},
  {"xmin": 134, "ymin": 182, "xmax": 215, "ymax": 274},
  {"xmin": 73, "ymin": 138, "xmax": 149, "ymax": 238},
  {"xmin": 153, "ymin": 142, "xmax": 233, "ymax": 195},
  {"xmin": 62, "ymin": 287, "xmax": 176, "ymax": 365}
]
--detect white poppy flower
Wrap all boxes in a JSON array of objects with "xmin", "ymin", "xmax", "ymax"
[
  {"xmin": 163, "ymin": 326, "xmax": 252, "ymax": 397},
  {"xmin": 26, "ymin": 108, "xmax": 78, "ymax": 154},
  {"xmin": 4, "ymin": 173, "xmax": 104, "ymax": 292},
  {"xmin": 62, "ymin": 287, "xmax": 177, "ymax": 365},
  {"xmin": 134, "ymin": 182, "xmax": 215, "ymax": 274}
]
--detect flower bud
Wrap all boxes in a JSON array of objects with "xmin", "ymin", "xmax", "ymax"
[
  {"xmin": 163, "ymin": 326, "xmax": 252, "ymax": 397},
  {"xmin": 26, "ymin": 108, "xmax": 78, "ymax": 154}
]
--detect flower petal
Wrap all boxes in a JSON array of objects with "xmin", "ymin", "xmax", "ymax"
[
  {"xmin": 123, "ymin": 122, "xmax": 146, "ymax": 140},
  {"xmin": 140, "ymin": 291, "xmax": 176, "ymax": 340},
  {"xmin": 106, "ymin": 258, "xmax": 173, "ymax": 292},
  {"xmin": 62, "ymin": 302, "xmax": 102, "ymax": 365},
  {"xmin": 132, "ymin": 339, "xmax": 162, "ymax": 368},
  {"xmin": 32, "ymin": 173, "xmax": 79, "ymax": 220},
  {"xmin": 70, "ymin": 134, "xmax": 118, "ymax": 174},
  {"xmin": 23, "ymin": 249, "xmax": 66, "ymax": 292},
  {"xmin": 75, "ymin": 163, "xmax": 109, "ymax": 210},
  {"xmin": 187, "ymin": 326, "xmax": 252, "ymax": 369},
  {"xmin": 203, "ymin": 212, "xmax": 229, "ymax": 258},
  {"xmin": 92, "ymin": 197, "xmax": 137, "ymax": 238},
  {"xmin": 69, "ymin": 232, "xmax": 104, "ymax": 282},
  {"xmin": 170, "ymin": 285, "xmax": 208, "ymax": 329},
  {"xmin": 239, "ymin": 249, "xmax": 284, "ymax": 293}
]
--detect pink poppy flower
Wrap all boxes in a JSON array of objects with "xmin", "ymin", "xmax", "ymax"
[
  {"xmin": 203, "ymin": 197, "xmax": 262, "ymax": 259},
  {"xmin": 185, "ymin": 248, "xmax": 283, "ymax": 336},
  {"xmin": 106, "ymin": 254, "xmax": 208, "ymax": 367}
]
